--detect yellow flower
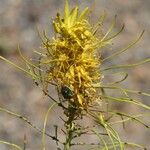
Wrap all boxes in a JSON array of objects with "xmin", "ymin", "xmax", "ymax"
[{"xmin": 40, "ymin": 0, "xmax": 112, "ymax": 109}]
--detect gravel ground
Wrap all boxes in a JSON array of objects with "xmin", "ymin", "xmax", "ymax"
[{"xmin": 0, "ymin": 0, "xmax": 150, "ymax": 150}]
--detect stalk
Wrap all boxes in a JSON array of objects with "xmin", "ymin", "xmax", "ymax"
[{"xmin": 64, "ymin": 106, "xmax": 76, "ymax": 150}]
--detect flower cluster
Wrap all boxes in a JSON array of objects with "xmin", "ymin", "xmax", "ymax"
[{"xmin": 39, "ymin": 0, "xmax": 111, "ymax": 110}]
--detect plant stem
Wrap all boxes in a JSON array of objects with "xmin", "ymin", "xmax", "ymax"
[{"xmin": 64, "ymin": 107, "xmax": 76, "ymax": 150}]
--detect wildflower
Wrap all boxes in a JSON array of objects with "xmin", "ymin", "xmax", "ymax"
[
  {"xmin": 39, "ymin": 0, "xmax": 112, "ymax": 111},
  {"xmin": 0, "ymin": 1, "xmax": 149, "ymax": 150}
]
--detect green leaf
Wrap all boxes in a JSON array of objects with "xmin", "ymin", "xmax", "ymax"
[
  {"xmin": 102, "ymin": 30, "xmax": 145, "ymax": 62},
  {"xmin": 0, "ymin": 140, "xmax": 22, "ymax": 150}
]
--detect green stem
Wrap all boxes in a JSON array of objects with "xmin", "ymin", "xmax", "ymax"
[
  {"xmin": 64, "ymin": 106, "xmax": 76, "ymax": 150},
  {"xmin": 64, "ymin": 121, "xmax": 73, "ymax": 150}
]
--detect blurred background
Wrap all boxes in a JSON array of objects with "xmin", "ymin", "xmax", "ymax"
[{"xmin": 0, "ymin": 0, "xmax": 149, "ymax": 149}]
